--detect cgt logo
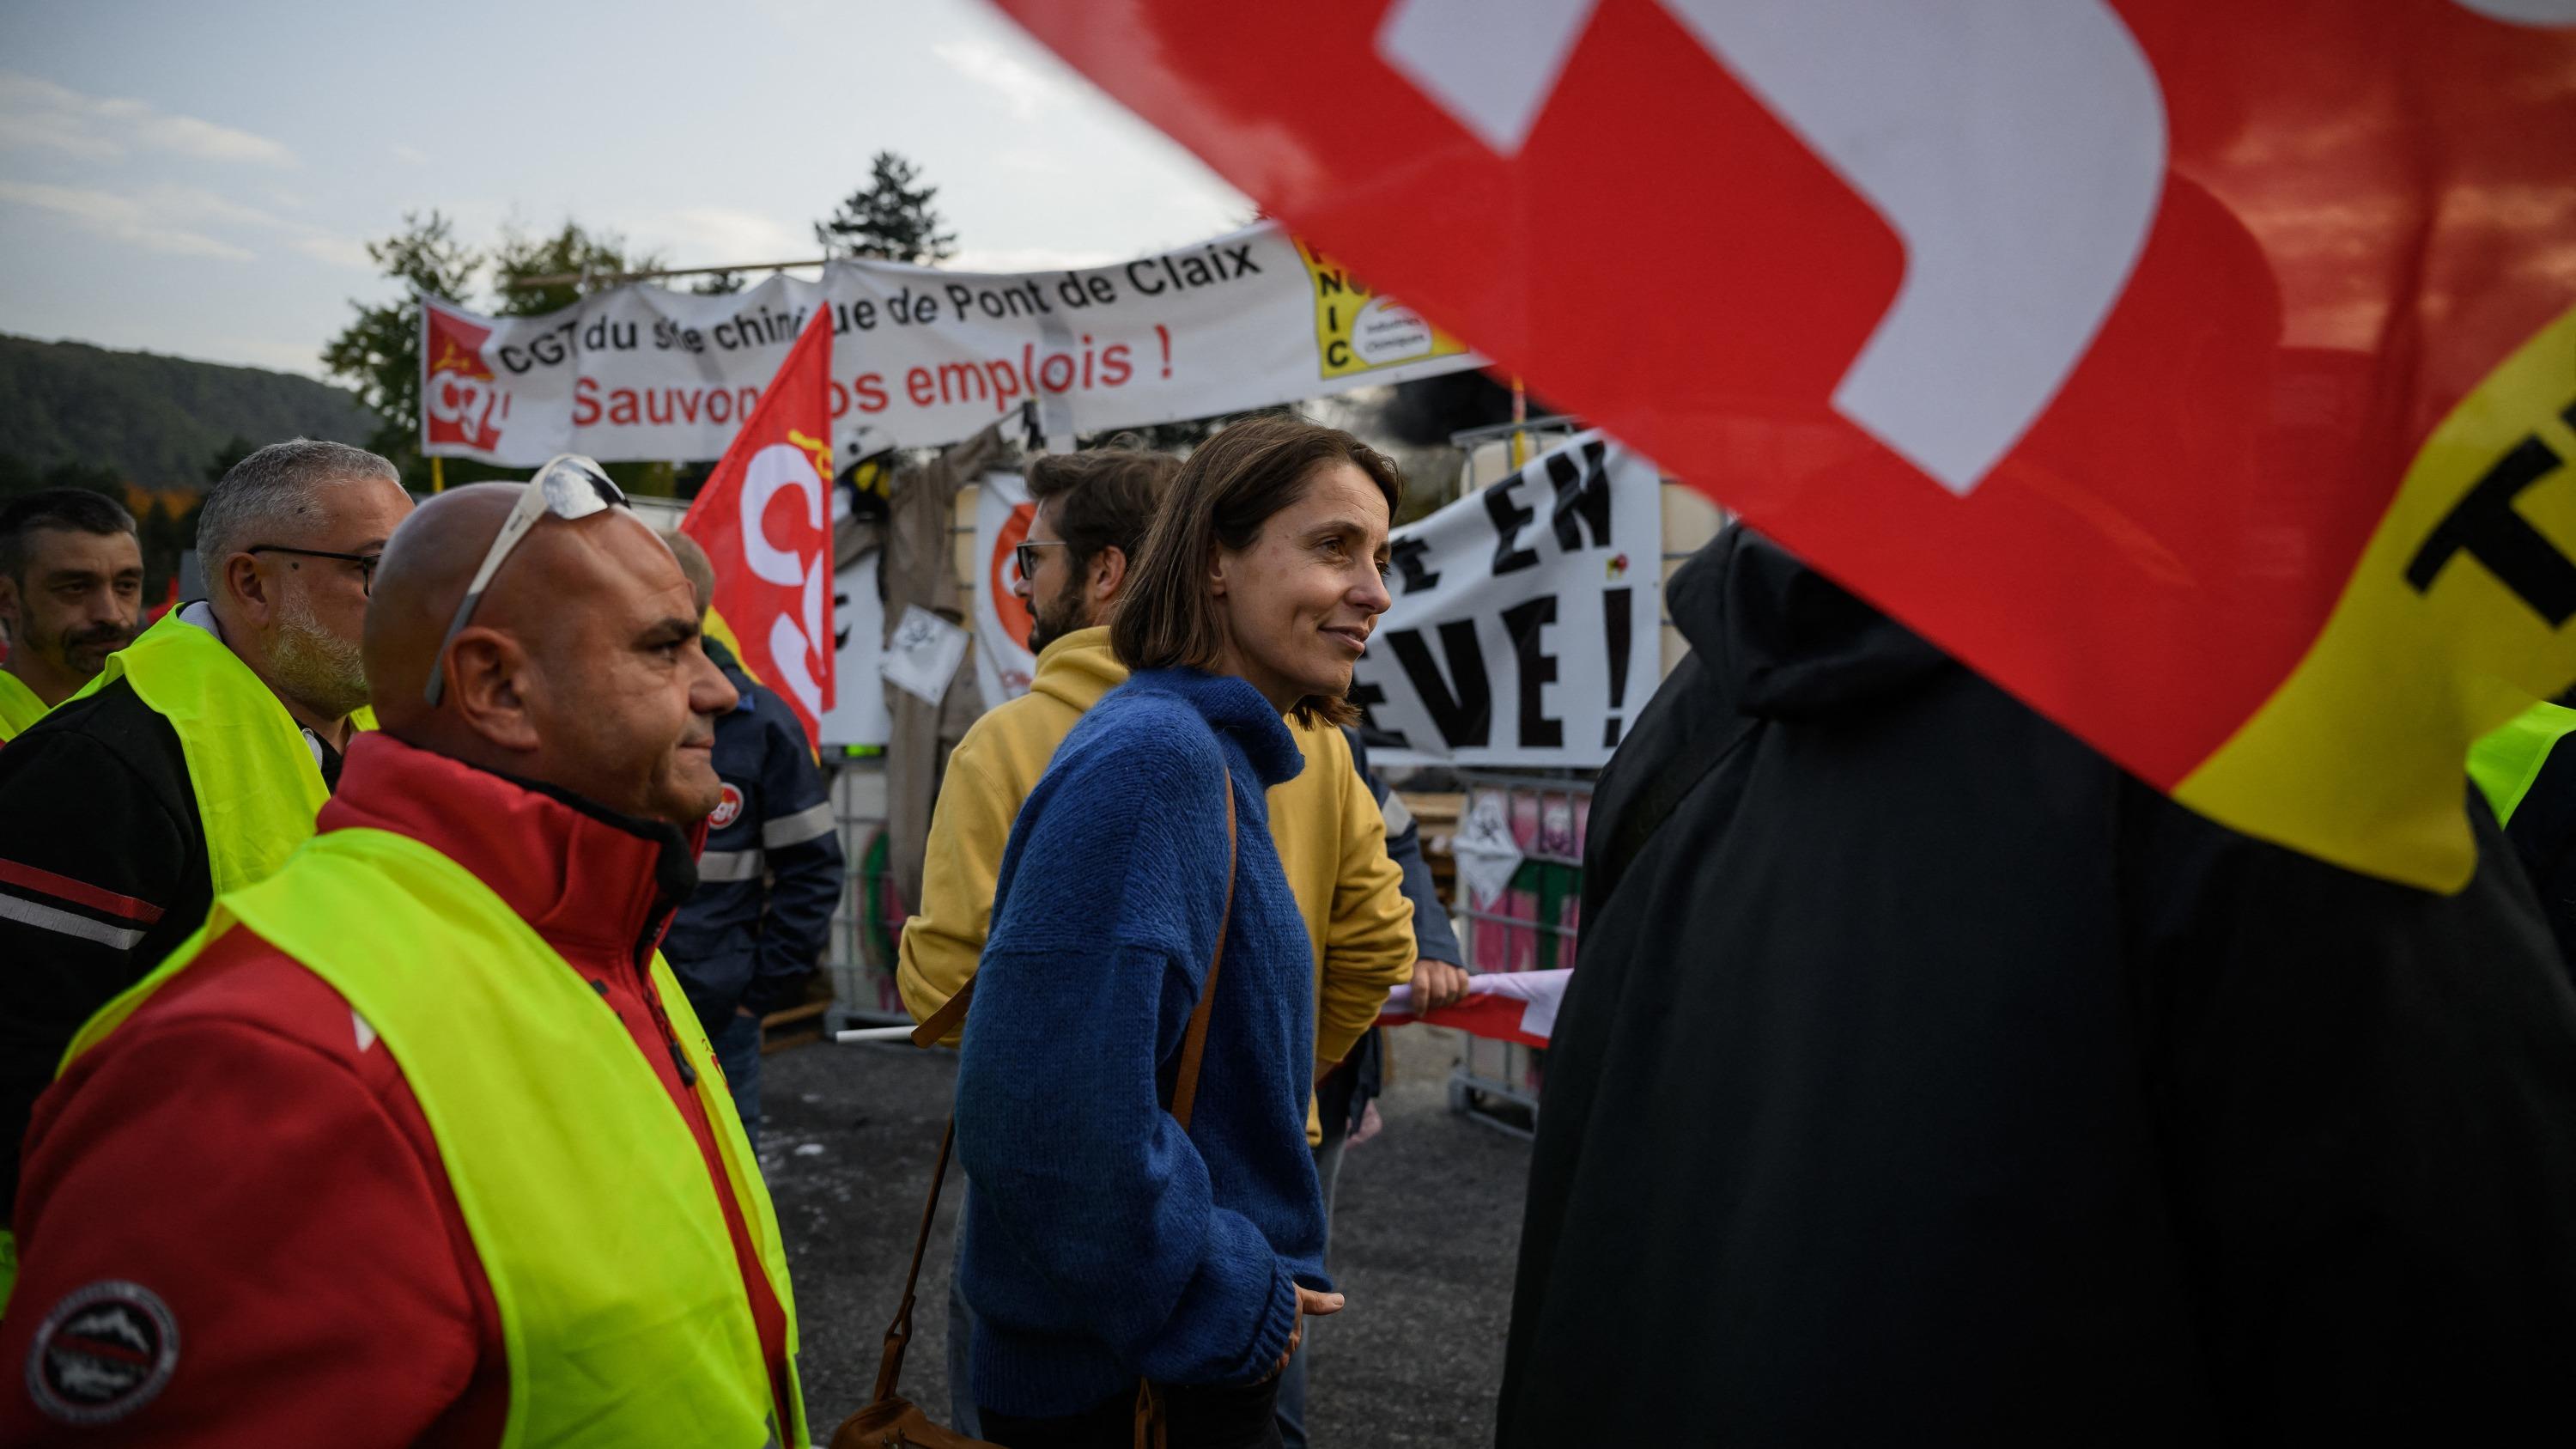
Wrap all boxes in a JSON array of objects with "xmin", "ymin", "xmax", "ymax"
[
  {"xmin": 738, "ymin": 440, "xmax": 832, "ymax": 724},
  {"xmin": 709, "ymin": 782, "xmax": 744, "ymax": 830},
  {"xmin": 424, "ymin": 305, "xmax": 507, "ymax": 453}
]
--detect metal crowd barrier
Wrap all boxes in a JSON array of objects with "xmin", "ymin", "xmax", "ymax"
[
  {"xmin": 823, "ymin": 758, "xmax": 909, "ymax": 1029},
  {"xmin": 1444, "ymin": 769, "xmax": 1592, "ymax": 1139}
]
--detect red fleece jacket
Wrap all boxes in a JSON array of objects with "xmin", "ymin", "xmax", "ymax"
[{"xmin": 1, "ymin": 734, "xmax": 793, "ymax": 1444}]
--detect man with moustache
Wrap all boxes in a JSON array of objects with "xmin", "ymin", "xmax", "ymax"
[
  {"xmin": 0, "ymin": 440, "xmax": 410, "ymax": 1298},
  {"xmin": 0, "ymin": 463, "xmax": 804, "ymax": 1443},
  {"xmin": 0, "ymin": 489, "xmax": 144, "ymax": 741}
]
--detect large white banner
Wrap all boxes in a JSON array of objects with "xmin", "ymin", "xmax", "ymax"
[
  {"xmin": 1355, "ymin": 431, "xmax": 1663, "ymax": 768},
  {"xmin": 422, "ymin": 223, "xmax": 1484, "ymax": 465},
  {"xmin": 972, "ymin": 469, "xmax": 1038, "ymax": 709}
]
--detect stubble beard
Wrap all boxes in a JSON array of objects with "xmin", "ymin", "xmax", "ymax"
[
  {"xmin": 44, "ymin": 616, "xmax": 137, "ymax": 682},
  {"xmin": 270, "ymin": 593, "xmax": 371, "ymax": 721}
]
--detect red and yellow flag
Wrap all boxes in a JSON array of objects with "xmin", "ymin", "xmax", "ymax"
[
  {"xmin": 993, "ymin": 0, "xmax": 2576, "ymax": 889},
  {"xmin": 680, "ymin": 312, "xmax": 836, "ymax": 747}
]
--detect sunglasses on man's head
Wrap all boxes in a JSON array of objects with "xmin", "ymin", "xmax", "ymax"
[{"xmin": 422, "ymin": 455, "xmax": 630, "ymax": 706}]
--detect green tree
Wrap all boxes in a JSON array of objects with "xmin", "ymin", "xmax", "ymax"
[
  {"xmin": 0, "ymin": 454, "xmax": 123, "ymax": 504},
  {"xmin": 204, "ymin": 435, "xmax": 257, "ymax": 486},
  {"xmin": 490, "ymin": 222, "xmax": 661, "ymax": 318},
  {"xmin": 135, "ymin": 435, "xmax": 245, "ymax": 596},
  {"xmin": 323, "ymin": 216, "xmax": 681, "ymax": 492},
  {"xmin": 816, "ymin": 151, "xmax": 957, "ymax": 264},
  {"xmin": 40, "ymin": 460, "xmax": 123, "ymax": 500},
  {"xmin": 690, "ymin": 269, "xmax": 745, "ymax": 296},
  {"xmin": 0, "ymin": 453, "xmax": 39, "ymax": 501},
  {"xmin": 320, "ymin": 211, "xmax": 482, "ymax": 482},
  {"xmin": 137, "ymin": 494, "xmax": 182, "ymax": 605},
  {"xmin": 483, "ymin": 224, "xmax": 679, "ymax": 497}
]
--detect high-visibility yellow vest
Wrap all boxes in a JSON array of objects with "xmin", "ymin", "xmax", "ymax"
[
  {"xmin": 2470, "ymin": 700, "xmax": 2576, "ymax": 828},
  {"xmin": 77, "ymin": 610, "xmax": 330, "ymax": 893},
  {"xmin": 0, "ymin": 618, "xmax": 365, "ymax": 1313},
  {"xmin": 64, "ymin": 825, "xmax": 805, "ymax": 1446},
  {"xmin": 0, "ymin": 668, "xmax": 46, "ymax": 742}
]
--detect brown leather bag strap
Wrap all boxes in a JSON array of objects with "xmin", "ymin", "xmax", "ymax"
[
  {"xmin": 867, "ymin": 966, "xmax": 973, "ymax": 1397},
  {"xmin": 1169, "ymin": 773, "xmax": 1236, "ymax": 1133},
  {"xmin": 868, "ymin": 1116, "xmax": 957, "ymax": 1405},
  {"xmin": 910, "ymin": 975, "xmax": 975, "ymax": 1048}
]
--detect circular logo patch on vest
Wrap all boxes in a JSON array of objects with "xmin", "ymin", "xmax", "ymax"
[
  {"xmin": 25, "ymin": 1280, "xmax": 180, "ymax": 1426},
  {"xmin": 710, "ymin": 782, "xmax": 744, "ymax": 830}
]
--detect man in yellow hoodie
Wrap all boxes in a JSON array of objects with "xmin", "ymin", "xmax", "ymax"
[{"xmin": 900, "ymin": 439, "xmax": 1464, "ymax": 1440}]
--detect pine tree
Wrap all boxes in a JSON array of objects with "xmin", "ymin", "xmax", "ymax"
[
  {"xmin": 816, "ymin": 151, "xmax": 957, "ymax": 264},
  {"xmin": 204, "ymin": 435, "xmax": 257, "ymax": 486}
]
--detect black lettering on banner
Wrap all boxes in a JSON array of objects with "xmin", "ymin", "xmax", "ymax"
[
  {"xmin": 1485, "ymin": 474, "xmax": 1540, "ymax": 575},
  {"xmin": 1548, "ymin": 439, "xmax": 1613, "ymax": 552},
  {"xmin": 1389, "ymin": 536, "xmax": 1441, "ymax": 594},
  {"xmin": 1349, "ymin": 676, "xmax": 1405, "ymax": 748},
  {"xmin": 1501, "ymin": 595, "xmax": 1563, "ymax": 749},
  {"xmin": 2406, "ymin": 412, "xmax": 2576, "ymax": 625},
  {"xmin": 1388, "ymin": 622, "xmax": 1491, "ymax": 748}
]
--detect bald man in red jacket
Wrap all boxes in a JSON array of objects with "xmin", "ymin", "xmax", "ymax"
[{"xmin": 3, "ymin": 477, "xmax": 799, "ymax": 1444}]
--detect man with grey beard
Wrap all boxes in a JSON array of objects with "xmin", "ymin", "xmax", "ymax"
[{"xmin": 0, "ymin": 440, "xmax": 410, "ymax": 1283}]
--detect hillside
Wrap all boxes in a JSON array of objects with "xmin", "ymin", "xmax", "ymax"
[{"xmin": 0, "ymin": 333, "xmax": 375, "ymax": 490}]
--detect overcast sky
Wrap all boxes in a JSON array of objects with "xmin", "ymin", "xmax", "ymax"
[{"xmin": 0, "ymin": 0, "xmax": 1249, "ymax": 378}]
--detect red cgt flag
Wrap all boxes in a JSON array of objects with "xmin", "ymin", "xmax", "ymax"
[
  {"xmin": 991, "ymin": 0, "xmax": 2576, "ymax": 891},
  {"xmin": 680, "ymin": 311, "xmax": 836, "ymax": 747}
]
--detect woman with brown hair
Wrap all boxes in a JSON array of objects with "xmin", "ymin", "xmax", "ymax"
[{"xmin": 952, "ymin": 415, "xmax": 1400, "ymax": 1449}]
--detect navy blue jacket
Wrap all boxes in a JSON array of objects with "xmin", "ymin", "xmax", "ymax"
[
  {"xmin": 955, "ymin": 667, "xmax": 1328, "ymax": 1417},
  {"xmin": 664, "ymin": 639, "xmax": 844, "ymax": 1033}
]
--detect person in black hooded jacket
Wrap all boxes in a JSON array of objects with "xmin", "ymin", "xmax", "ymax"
[{"xmin": 1498, "ymin": 526, "xmax": 2576, "ymax": 1445}]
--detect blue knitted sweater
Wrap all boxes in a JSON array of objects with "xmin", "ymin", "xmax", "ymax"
[{"xmin": 953, "ymin": 667, "xmax": 1330, "ymax": 1417}]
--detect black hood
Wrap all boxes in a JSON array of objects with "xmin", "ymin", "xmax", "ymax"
[{"xmin": 1673, "ymin": 523, "xmax": 1949, "ymax": 721}]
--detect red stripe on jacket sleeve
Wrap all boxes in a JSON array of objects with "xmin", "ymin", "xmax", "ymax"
[{"xmin": 0, "ymin": 855, "xmax": 167, "ymax": 923}]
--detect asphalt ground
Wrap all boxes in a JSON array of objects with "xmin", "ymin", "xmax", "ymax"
[{"xmin": 761, "ymin": 1024, "xmax": 1530, "ymax": 1447}]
